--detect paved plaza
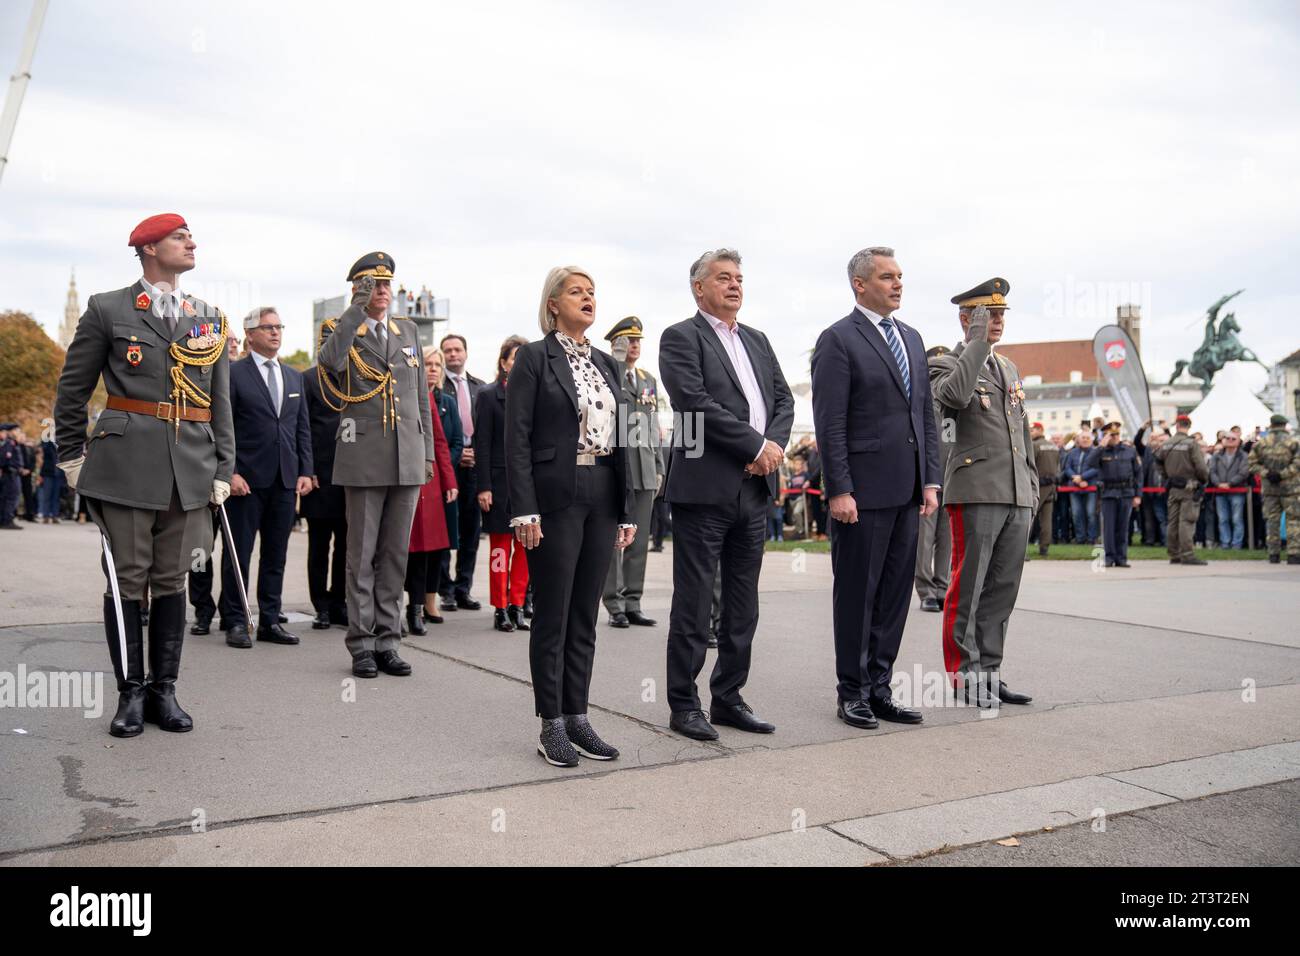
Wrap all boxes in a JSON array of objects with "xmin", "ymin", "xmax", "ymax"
[{"xmin": 1, "ymin": 522, "xmax": 1297, "ymax": 866}]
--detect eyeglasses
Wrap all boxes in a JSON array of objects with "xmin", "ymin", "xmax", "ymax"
[{"xmin": 254, "ymin": 324, "xmax": 285, "ymax": 333}]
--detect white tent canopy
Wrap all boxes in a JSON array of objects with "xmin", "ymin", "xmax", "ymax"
[{"xmin": 1188, "ymin": 362, "xmax": 1276, "ymax": 436}]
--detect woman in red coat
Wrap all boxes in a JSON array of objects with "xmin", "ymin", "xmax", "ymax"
[{"xmin": 405, "ymin": 347, "xmax": 459, "ymax": 636}]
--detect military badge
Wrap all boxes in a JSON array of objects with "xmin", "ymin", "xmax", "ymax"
[
  {"xmin": 185, "ymin": 322, "xmax": 221, "ymax": 350},
  {"xmin": 979, "ymin": 394, "xmax": 991, "ymax": 410},
  {"xmin": 134, "ymin": 292, "xmax": 151, "ymax": 311},
  {"xmin": 402, "ymin": 345, "xmax": 419, "ymax": 367},
  {"xmin": 126, "ymin": 344, "xmax": 143, "ymax": 366},
  {"xmin": 182, "ymin": 299, "xmax": 196, "ymax": 317}
]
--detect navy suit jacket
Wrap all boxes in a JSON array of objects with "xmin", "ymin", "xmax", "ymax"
[
  {"xmin": 230, "ymin": 355, "xmax": 313, "ymax": 490},
  {"xmin": 810, "ymin": 309, "xmax": 939, "ymax": 510}
]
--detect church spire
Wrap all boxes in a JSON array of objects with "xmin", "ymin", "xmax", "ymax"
[{"xmin": 60, "ymin": 268, "xmax": 79, "ymax": 348}]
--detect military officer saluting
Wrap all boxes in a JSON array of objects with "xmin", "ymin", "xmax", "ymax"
[
  {"xmin": 317, "ymin": 253, "xmax": 434, "ymax": 678},
  {"xmin": 929, "ymin": 278, "xmax": 1036, "ymax": 709},
  {"xmin": 1248, "ymin": 413, "xmax": 1300, "ymax": 565},
  {"xmin": 602, "ymin": 315, "xmax": 665, "ymax": 628},
  {"xmin": 1155, "ymin": 413, "xmax": 1209, "ymax": 566},
  {"xmin": 1085, "ymin": 421, "xmax": 1142, "ymax": 567},
  {"xmin": 55, "ymin": 213, "xmax": 235, "ymax": 738}
]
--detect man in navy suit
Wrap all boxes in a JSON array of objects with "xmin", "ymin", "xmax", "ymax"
[
  {"xmin": 811, "ymin": 247, "xmax": 940, "ymax": 730},
  {"xmin": 659, "ymin": 248, "xmax": 794, "ymax": 741},
  {"xmin": 220, "ymin": 308, "xmax": 314, "ymax": 648}
]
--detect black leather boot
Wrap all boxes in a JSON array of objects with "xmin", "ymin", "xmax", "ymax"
[
  {"xmin": 143, "ymin": 591, "xmax": 193, "ymax": 732},
  {"xmin": 406, "ymin": 603, "xmax": 427, "ymax": 636},
  {"xmin": 104, "ymin": 596, "xmax": 145, "ymax": 738},
  {"xmin": 508, "ymin": 605, "xmax": 530, "ymax": 631},
  {"xmin": 493, "ymin": 608, "xmax": 515, "ymax": 632}
]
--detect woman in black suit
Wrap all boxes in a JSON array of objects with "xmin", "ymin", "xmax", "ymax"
[
  {"xmin": 506, "ymin": 266, "xmax": 635, "ymax": 767},
  {"xmin": 475, "ymin": 336, "xmax": 530, "ymax": 633}
]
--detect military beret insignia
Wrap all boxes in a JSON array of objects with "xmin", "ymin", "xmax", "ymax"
[{"xmin": 135, "ymin": 292, "xmax": 151, "ymax": 311}]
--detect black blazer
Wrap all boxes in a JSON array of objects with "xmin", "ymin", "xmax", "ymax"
[
  {"xmin": 810, "ymin": 310, "xmax": 939, "ymax": 510},
  {"xmin": 229, "ymin": 355, "xmax": 313, "ymax": 490},
  {"xmin": 303, "ymin": 365, "xmax": 340, "ymax": 485},
  {"xmin": 473, "ymin": 381, "xmax": 512, "ymax": 535},
  {"xmin": 505, "ymin": 332, "xmax": 631, "ymax": 521},
  {"xmin": 658, "ymin": 311, "xmax": 794, "ymax": 505}
]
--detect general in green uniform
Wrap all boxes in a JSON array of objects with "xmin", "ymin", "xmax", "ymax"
[
  {"xmin": 55, "ymin": 213, "xmax": 235, "ymax": 738},
  {"xmin": 929, "ymin": 279, "xmax": 1036, "ymax": 709},
  {"xmin": 1248, "ymin": 414, "xmax": 1300, "ymax": 564}
]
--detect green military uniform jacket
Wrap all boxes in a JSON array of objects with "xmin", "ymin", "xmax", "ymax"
[
  {"xmin": 1155, "ymin": 432, "xmax": 1208, "ymax": 487},
  {"xmin": 1033, "ymin": 436, "xmax": 1060, "ymax": 502},
  {"xmin": 928, "ymin": 337, "xmax": 1037, "ymax": 507},
  {"xmin": 1248, "ymin": 427, "xmax": 1300, "ymax": 497},
  {"xmin": 54, "ymin": 280, "xmax": 234, "ymax": 511},
  {"xmin": 619, "ymin": 365, "xmax": 665, "ymax": 493},
  {"xmin": 316, "ymin": 303, "xmax": 434, "ymax": 487}
]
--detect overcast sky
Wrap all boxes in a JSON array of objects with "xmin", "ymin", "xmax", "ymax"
[{"xmin": 2, "ymin": 0, "xmax": 1297, "ymax": 384}]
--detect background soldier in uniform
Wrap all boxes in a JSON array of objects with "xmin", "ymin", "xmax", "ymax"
[
  {"xmin": 54, "ymin": 213, "xmax": 234, "ymax": 737},
  {"xmin": 1155, "ymin": 413, "xmax": 1208, "ymax": 566},
  {"xmin": 1086, "ymin": 422, "xmax": 1142, "ymax": 567},
  {"xmin": 1248, "ymin": 413, "xmax": 1300, "ymax": 564},
  {"xmin": 316, "ymin": 254, "xmax": 434, "ymax": 678},
  {"xmin": 1029, "ymin": 422, "xmax": 1059, "ymax": 556},
  {"xmin": 929, "ymin": 279, "xmax": 1036, "ymax": 709},
  {"xmin": 602, "ymin": 315, "xmax": 664, "ymax": 628},
  {"xmin": 914, "ymin": 345, "xmax": 951, "ymax": 611},
  {"xmin": 302, "ymin": 321, "xmax": 350, "ymax": 628}
]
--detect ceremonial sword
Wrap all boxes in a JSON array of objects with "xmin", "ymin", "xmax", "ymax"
[
  {"xmin": 216, "ymin": 502, "xmax": 255, "ymax": 631},
  {"xmin": 99, "ymin": 532, "xmax": 128, "ymax": 669}
]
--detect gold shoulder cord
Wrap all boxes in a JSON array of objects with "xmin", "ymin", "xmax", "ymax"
[
  {"xmin": 314, "ymin": 317, "xmax": 397, "ymax": 432},
  {"xmin": 167, "ymin": 312, "xmax": 228, "ymax": 443}
]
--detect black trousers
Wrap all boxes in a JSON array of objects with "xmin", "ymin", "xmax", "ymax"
[
  {"xmin": 666, "ymin": 475, "xmax": 768, "ymax": 713},
  {"xmin": 306, "ymin": 495, "xmax": 348, "ymax": 617},
  {"xmin": 831, "ymin": 501, "xmax": 918, "ymax": 703},
  {"xmin": 1101, "ymin": 496, "xmax": 1133, "ymax": 565},
  {"xmin": 406, "ymin": 548, "xmax": 449, "ymax": 605},
  {"xmin": 188, "ymin": 511, "xmax": 222, "ymax": 619},
  {"xmin": 442, "ymin": 464, "xmax": 480, "ymax": 599},
  {"xmin": 526, "ymin": 463, "xmax": 618, "ymax": 719},
  {"xmin": 650, "ymin": 498, "xmax": 671, "ymax": 547},
  {"xmin": 219, "ymin": 484, "xmax": 296, "ymax": 627}
]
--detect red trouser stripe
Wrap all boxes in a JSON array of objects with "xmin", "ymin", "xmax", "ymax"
[{"xmin": 941, "ymin": 504, "xmax": 966, "ymax": 677}]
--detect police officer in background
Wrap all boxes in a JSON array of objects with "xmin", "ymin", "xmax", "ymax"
[
  {"xmin": 1029, "ymin": 422, "xmax": 1059, "ymax": 557},
  {"xmin": 0, "ymin": 424, "xmax": 22, "ymax": 530},
  {"xmin": 1248, "ymin": 413, "xmax": 1300, "ymax": 564},
  {"xmin": 55, "ymin": 213, "xmax": 234, "ymax": 737},
  {"xmin": 1086, "ymin": 422, "xmax": 1142, "ymax": 567},
  {"xmin": 1156, "ymin": 413, "xmax": 1209, "ymax": 566},
  {"xmin": 914, "ymin": 345, "xmax": 951, "ymax": 612},
  {"xmin": 602, "ymin": 315, "xmax": 664, "ymax": 628},
  {"xmin": 316, "ymin": 254, "xmax": 434, "ymax": 678}
]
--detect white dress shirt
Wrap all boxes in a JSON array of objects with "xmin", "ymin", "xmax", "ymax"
[
  {"xmin": 140, "ymin": 277, "xmax": 184, "ymax": 327},
  {"xmin": 700, "ymin": 310, "xmax": 769, "ymax": 461}
]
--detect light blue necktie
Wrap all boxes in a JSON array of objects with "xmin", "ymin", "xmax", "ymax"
[{"xmin": 879, "ymin": 317, "xmax": 911, "ymax": 398}]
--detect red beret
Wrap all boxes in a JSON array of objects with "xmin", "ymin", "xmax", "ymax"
[
  {"xmin": 1176, "ymin": 414, "xmax": 1192, "ymax": 425},
  {"xmin": 128, "ymin": 213, "xmax": 188, "ymax": 247},
  {"xmin": 1031, "ymin": 421, "xmax": 1044, "ymax": 429}
]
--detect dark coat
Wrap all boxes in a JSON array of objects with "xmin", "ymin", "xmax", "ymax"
[
  {"xmin": 228, "ymin": 355, "xmax": 313, "ymax": 490},
  {"xmin": 475, "ymin": 381, "xmax": 513, "ymax": 535}
]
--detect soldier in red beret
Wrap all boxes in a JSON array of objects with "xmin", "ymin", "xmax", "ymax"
[{"xmin": 54, "ymin": 214, "xmax": 236, "ymax": 738}]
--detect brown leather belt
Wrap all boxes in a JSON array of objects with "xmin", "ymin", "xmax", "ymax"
[{"xmin": 105, "ymin": 395, "xmax": 212, "ymax": 423}]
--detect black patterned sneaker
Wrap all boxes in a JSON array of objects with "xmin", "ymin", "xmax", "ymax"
[
  {"xmin": 538, "ymin": 718, "xmax": 580, "ymax": 767},
  {"xmin": 563, "ymin": 713, "xmax": 620, "ymax": 761}
]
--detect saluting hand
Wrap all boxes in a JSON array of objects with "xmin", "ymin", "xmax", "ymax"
[
  {"xmin": 350, "ymin": 275, "xmax": 375, "ymax": 310},
  {"xmin": 967, "ymin": 305, "xmax": 991, "ymax": 343}
]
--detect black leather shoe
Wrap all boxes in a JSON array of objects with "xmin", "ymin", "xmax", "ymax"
[
  {"xmin": 455, "ymin": 594, "xmax": 482, "ymax": 611},
  {"xmin": 707, "ymin": 632, "xmax": 718, "ymax": 649},
  {"xmin": 920, "ymin": 597, "xmax": 941, "ymax": 612},
  {"xmin": 669, "ymin": 709, "xmax": 719, "ymax": 741},
  {"xmin": 649, "ymin": 544, "xmax": 664, "ymax": 552},
  {"xmin": 508, "ymin": 605, "xmax": 529, "ymax": 630},
  {"xmin": 625, "ymin": 610, "xmax": 657, "ymax": 626},
  {"xmin": 374, "ymin": 649, "xmax": 411, "ymax": 676},
  {"xmin": 494, "ymin": 608, "xmax": 515, "ymax": 632},
  {"xmin": 837, "ymin": 699, "xmax": 879, "ymax": 729},
  {"xmin": 328, "ymin": 607, "xmax": 348, "ymax": 627},
  {"xmin": 277, "ymin": 613, "xmax": 288, "ymax": 624},
  {"xmin": 406, "ymin": 604, "xmax": 427, "ymax": 636},
  {"xmin": 440, "ymin": 596, "xmax": 459, "ymax": 612},
  {"xmin": 225, "ymin": 624, "xmax": 252, "ymax": 649},
  {"xmin": 709, "ymin": 701, "xmax": 775, "ymax": 734},
  {"xmin": 1182, "ymin": 556, "xmax": 1208, "ymax": 566},
  {"xmin": 1114, "ymin": 561, "xmax": 1131, "ymax": 568},
  {"xmin": 609, "ymin": 612, "xmax": 630, "ymax": 628},
  {"xmin": 1288, "ymin": 555, "xmax": 1300, "ymax": 565},
  {"xmin": 998, "ymin": 681, "xmax": 1033, "ymax": 705},
  {"xmin": 352, "ymin": 651, "xmax": 378, "ymax": 678},
  {"xmin": 1268, "ymin": 553, "xmax": 1280, "ymax": 563},
  {"xmin": 190, "ymin": 612, "xmax": 213, "ymax": 635},
  {"xmin": 257, "ymin": 622, "xmax": 299, "ymax": 645},
  {"xmin": 522, "ymin": 597, "xmax": 533, "ymax": 619},
  {"xmin": 423, "ymin": 609, "xmax": 444, "ymax": 624},
  {"xmin": 870, "ymin": 696, "xmax": 923, "ymax": 724},
  {"xmin": 312, "ymin": 610, "xmax": 331, "ymax": 630}
]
